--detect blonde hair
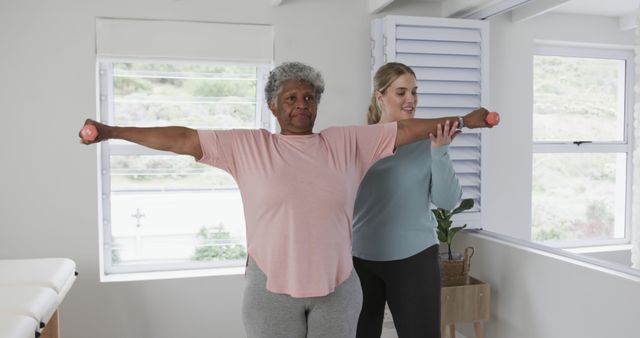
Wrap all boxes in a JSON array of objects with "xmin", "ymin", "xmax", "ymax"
[{"xmin": 367, "ymin": 62, "xmax": 416, "ymax": 125}]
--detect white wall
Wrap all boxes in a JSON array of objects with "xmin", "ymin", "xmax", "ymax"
[
  {"xmin": 455, "ymin": 231, "xmax": 640, "ymax": 338},
  {"xmin": 0, "ymin": 1, "xmax": 442, "ymax": 338},
  {"xmin": 1, "ymin": 1, "xmax": 638, "ymax": 337},
  {"xmin": 483, "ymin": 12, "xmax": 636, "ymax": 240}
]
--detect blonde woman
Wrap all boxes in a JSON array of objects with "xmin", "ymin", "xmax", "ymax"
[{"xmin": 353, "ymin": 62, "xmax": 469, "ymax": 338}]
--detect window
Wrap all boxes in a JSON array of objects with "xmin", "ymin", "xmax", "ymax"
[
  {"xmin": 98, "ymin": 60, "xmax": 272, "ymax": 276},
  {"xmin": 94, "ymin": 18, "xmax": 273, "ymax": 279},
  {"xmin": 532, "ymin": 45, "xmax": 634, "ymax": 246}
]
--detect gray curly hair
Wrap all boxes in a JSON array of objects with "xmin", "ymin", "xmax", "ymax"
[{"xmin": 265, "ymin": 62, "xmax": 325, "ymax": 105}]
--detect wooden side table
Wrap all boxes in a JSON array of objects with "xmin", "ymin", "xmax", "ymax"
[{"xmin": 441, "ymin": 276, "xmax": 490, "ymax": 338}]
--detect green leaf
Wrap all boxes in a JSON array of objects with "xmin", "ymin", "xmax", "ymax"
[
  {"xmin": 451, "ymin": 198, "xmax": 474, "ymax": 215},
  {"xmin": 450, "ymin": 225, "xmax": 467, "ymax": 237},
  {"xmin": 433, "ymin": 208, "xmax": 447, "ymax": 221},
  {"xmin": 433, "ymin": 199, "xmax": 472, "ymax": 245},
  {"xmin": 437, "ymin": 231, "xmax": 447, "ymax": 243}
]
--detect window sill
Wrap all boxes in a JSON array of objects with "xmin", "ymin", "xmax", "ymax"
[
  {"xmin": 100, "ymin": 266, "xmax": 245, "ymax": 283},
  {"xmin": 464, "ymin": 230, "xmax": 640, "ymax": 281},
  {"xmin": 566, "ymin": 244, "xmax": 632, "ymax": 254}
]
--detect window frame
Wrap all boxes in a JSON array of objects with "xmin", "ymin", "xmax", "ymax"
[
  {"xmin": 96, "ymin": 57, "xmax": 273, "ymax": 279},
  {"xmin": 532, "ymin": 44, "xmax": 635, "ymax": 248}
]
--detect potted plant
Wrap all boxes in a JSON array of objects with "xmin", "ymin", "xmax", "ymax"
[{"xmin": 432, "ymin": 198, "xmax": 475, "ymax": 286}]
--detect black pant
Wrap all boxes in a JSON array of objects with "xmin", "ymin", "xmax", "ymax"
[{"xmin": 353, "ymin": 244, "xmax": 441, "ymax": 338}]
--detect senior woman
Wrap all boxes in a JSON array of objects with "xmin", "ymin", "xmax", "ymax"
[{"xmin": 79, "ymin": 61, "xmax": 491, "ymax": 338}]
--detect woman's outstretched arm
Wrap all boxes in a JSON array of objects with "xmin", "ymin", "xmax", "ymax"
[
  {"xmin": 396, "ymin": 107, "xmax": 493, "ymax": 147},
  {"xmin": 78, "ymin": 119, "xmax": 203, "ymax": 159}
]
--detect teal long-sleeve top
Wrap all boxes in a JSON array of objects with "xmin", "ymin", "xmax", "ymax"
[{"xmin": 352, "ymin": 140, "xmax": 462, "ymax": 261}]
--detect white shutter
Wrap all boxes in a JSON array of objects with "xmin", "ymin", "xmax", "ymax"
[{"xmin": 371, "ymin": 16, "xmax": 489, "ymax": 228}]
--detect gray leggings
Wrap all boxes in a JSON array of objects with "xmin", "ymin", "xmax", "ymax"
[{"xmin": 242, "ymin": 258, "xmax": 363, "ymax": 338}]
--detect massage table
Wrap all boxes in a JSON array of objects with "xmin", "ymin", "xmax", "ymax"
[{"xmin": 0, "ymin": 258, "xmax": 77, "ymax": 338}]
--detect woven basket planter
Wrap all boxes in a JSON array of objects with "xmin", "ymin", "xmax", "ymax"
[{"xmin": 440, "ymin": 246, "xmax": 474, "ymax": 287}]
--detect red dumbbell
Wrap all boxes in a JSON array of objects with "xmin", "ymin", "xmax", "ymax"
[
  {"xmin": 485, "ymin": 111, "xmax": 500, "ymax": 126},
  {"xmin": 80, "ymin": 124, "xmax": 98, "ymax": 142}
]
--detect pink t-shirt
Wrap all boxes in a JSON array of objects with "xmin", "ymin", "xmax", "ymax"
[{"xmin": 197, "ymin": 122, "xmax": 397, "ymax": 297}]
